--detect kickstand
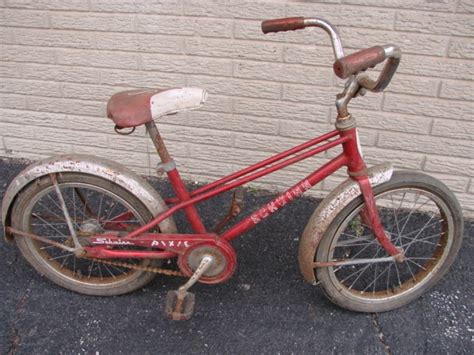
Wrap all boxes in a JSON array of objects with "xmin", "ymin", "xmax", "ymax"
[{"xmin": 164, "ymin": 255, "xmax": 214, "ymax": 321}]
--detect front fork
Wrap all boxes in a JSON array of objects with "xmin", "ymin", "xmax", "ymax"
[
  {"xmin": 340, "ymin": 126, "xmax": 404, "ymax": 262},
  {"xmin": 356, "ymin": 176, "xmax": 404, "ymax": 261}
]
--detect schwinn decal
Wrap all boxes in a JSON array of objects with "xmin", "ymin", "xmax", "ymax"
[{"xmin": 250, "ymin": 180, "xmax": 312, "ymax": 224}]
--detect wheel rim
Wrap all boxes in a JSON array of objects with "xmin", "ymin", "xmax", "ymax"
[
  {"xmin": 326, "ymin": 187, "xmax": 454, "ymax": 303},
  {"xmin": 20, "ymin": 180, "xmax": 150, "ymax": 287}
]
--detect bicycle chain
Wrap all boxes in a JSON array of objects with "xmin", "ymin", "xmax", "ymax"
[{"xmin": 83, "ymin": 257, "xmax": 185, "ymax": 277}]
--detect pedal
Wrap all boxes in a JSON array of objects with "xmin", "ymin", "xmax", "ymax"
[
  {"xmin": 163, "ymin": 255, "xmax": 213, "ymax": 321},
  {"xmin": 164, "ymin": 290, "xmax": 195, "ymax": 321}
]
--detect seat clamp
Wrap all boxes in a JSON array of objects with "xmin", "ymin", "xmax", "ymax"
[{"xmin": 157, "ymin": 160, "xmax": 176, "ymax": 174}]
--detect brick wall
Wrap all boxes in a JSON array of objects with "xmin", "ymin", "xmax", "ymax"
[{"xmin": 1, "ymin": 0, "xmax": 473, "ymax": 216}]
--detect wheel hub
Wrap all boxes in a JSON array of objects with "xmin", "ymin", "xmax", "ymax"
[{"xmin": 79, "ymin": 219, "xmax": 103, "ymax": 234}]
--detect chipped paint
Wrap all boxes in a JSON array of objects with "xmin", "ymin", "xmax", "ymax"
[
  {"xmin": 298, "ymin": 163, "xmax": 393, "ymax": 284},
  {"xmin": 2, "ymin": 154, "xmax": 177, "ymax": 241}
]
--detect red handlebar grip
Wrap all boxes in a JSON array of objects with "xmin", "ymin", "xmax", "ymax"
[
  {"xmin": 261, "ymin": 17, "xmax": 306, "ymax": 34},
  {"xmin": 333, "ymin": 46, "xmax": 386, "ymax": 79}
]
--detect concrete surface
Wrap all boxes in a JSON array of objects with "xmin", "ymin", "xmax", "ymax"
[{"xmin": 1, "ymin": 158, "xmax": 472, "ymax": 354}]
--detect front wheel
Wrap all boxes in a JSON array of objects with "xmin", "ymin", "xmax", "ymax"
[{"xmin": 316, "ymin": 171, "xmax": 463, "ymax": 313}]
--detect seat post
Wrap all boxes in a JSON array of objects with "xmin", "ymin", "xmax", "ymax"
[{"xmin": 145, "ymin": 121, "xmax": 207, "ymax": 234}]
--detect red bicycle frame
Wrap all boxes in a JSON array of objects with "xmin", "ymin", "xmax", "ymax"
[{"xmin": 85, "ymin": 122, "xmax": 401, "ymax": 260}]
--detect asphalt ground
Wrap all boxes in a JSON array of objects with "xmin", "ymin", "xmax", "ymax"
[{"xmin": 1, "ymin": 157, "xmax": 472, "ymax": 354}]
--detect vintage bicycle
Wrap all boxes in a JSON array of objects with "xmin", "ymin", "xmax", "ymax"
[{"xmin": 2, "ymin": 17, "xmax": 463, "ymax": 320}]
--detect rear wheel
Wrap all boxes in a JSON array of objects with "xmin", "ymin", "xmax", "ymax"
[
  {"xmin": 316, "ymin": 171, "xmax": 463, "ymax": 312},
  {"xmin": 12, "ymin": 173, "xmax": 162, "ymax": 296}
]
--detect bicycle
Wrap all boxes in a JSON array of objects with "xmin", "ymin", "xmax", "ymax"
[{"xmin": 2, "ymin": 17, "xmax": 464, "ymax": 320}]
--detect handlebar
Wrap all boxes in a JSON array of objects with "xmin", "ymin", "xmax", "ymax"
[{"xmin": 261, "ymin": 17, "xmax": 401, "ymax": 93}]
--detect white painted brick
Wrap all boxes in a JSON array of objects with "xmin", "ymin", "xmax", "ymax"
[
  {"xmin": 4, "ymin": 136, "xmax": 73, "ymax": 155},
  {"xmin": 96, "ymin": 31, "xmax": 185, "ymax": 54},
  {"xmin": 0, "ymin": 108, "xmax": 114, "ymax": 136},
  {"xmin": 362, "ymin": 147, "xmax": 424, "ymax": 170},
  {"xmin": 457, "ymin": 0, "xmax": 474, "ymax": 13},
  {"xmin": 0, "ymin": 61, "xmax": 21, "ymax": 78},
  {"xmin": 282, "ymin": 83, "xmax": 382, "ymax": 112},
  {"xmin": 432, "ymin": 118, "xmax": 474, "ymax": 140},
  {"xmin": 56, "ymin": 49, "xmax": 139, "ymax": 70},
  {"xmin": 396, "ymin": 11, "xmax": 474, "ymax": 36},
  {"xmin": 278, "ymin": 120, "xmax": 335, "ymax": 139},
  {"xmin": 0, "ymin": 78, "xmax": 62, "ymax": 97},
  {"xmin": 7, "ymin": 0, "xmax": 89, "ymax": 11},
  {"xmin": 68, "ymin": 114, "xmax": 117, "ymax": 134},
  {"xmin": 1, "ymin": 45, "xmax": 56, "ymax": 64},
  {"xmin": 398, "ymin": 54, "xmax": 474, "ymax": 80},
  {"xmin": 448, "ymin": 38, "xmax": 474, "ymax": 59},
  {"xmin": 107, "ymin": 134, "xmax": 148, "ymax": 153},
  {"xmin": 160, "ymin": 124, "xmax": 233, "ymax": 147},
  {"xmin": 90, "ymin": 0, "xmax": 182, "ymax": 15},
  {"xmin": 383, "ymin": 93, "xmax": 474, "ymax": 121},
  {"xmin": 51, "ymin": 12, "xmax": 135, "ymax": 32},
  {"xmin": 387, "ymin": 74, "xmax": 439, "ymax": 97},
  {"xmin": 26, "ymin": 96, "xmax": 105, "ymax": 117},
  {"xmin": 0, "ymin": 121, "xmax": 36, "ymax": 139},
  {"xmin": 349, "ymin": 108, "xmax": 432, "ymax": 135},
  {"xmin": 99, "ymin": 68, "xmax": 185, "ymax": 88},
  {"xmin": 0, "ymin": 108, "xmax": 66, "ymax": 127},
  {"xmin": 62, "ymin": 82, "xmax": 130, "ymax": 101},
  {"xmin": 141, "ymin": 53, "xmax": 232, "ymax": 77},
  {"xmin": 440, "ymin": 80, "xmax": 474, "ymax": 101},
  {"xmin": 160, "ymin": 111, "xmax": 279, "ymax": 136},
  {"xmin": 456, "ymin": 193, "xmax": 474, "ymax": 217},
  {"xmin": 34, "ymin": 126, "xmax": 108, "ymax": 148},
  {"xmin": 176, "ymin": 157, "xmax": 234, "ymax": 177},
  {"xmin": 14, "ymin": 28, "xmax": 95, "ymax": 49},
  {"xmin": 378, "ymin": 132, "xmax": 473, "ymax": 158},
  {"xmin": 234, "ymin": 60, "xmax": 333, "ymax": 86},
  {"xmin": 339, "ymin": 27, "xmax": 448, "ymax": 57},
  {"xmin": 197, "ymin": 94, "xmax": 232, "ymax": 114},
  {"xmin": 425, "ymin": 155, "xmax": 474, "ymax": 177},
  {"xmin": 234, "ymin": 19, "xmax": 320, "ymax": 46},
  {"xmin": 283, "ymin": 44, "xmax": 334, "ymax": 67},
  {"xmin": 233, "ymin": 97, "xmax": 329, "ymax": 123},
  {"xmin": 1, "ymin": 8, "xmax": 49, "ymax": 28},
  {"xmin": 234, "ymin": 131, "xmax": 308, "ymax": 153},
  {"xmin": 137, "ymin": 15, "xmax": 232, "ymax": 38},
  {"xmin": 138, "ymin": 33, "xmax": 184, "ymax": 54},
  {"xmin": 73, "ymin": 145, "xmax": 150, "ymax": 172},
  {"xmin": 0, "ymin": 26, "xmax": 14, "ymax": 44},
  {"xmin": 0, "ymin": 93, "xmax": 27, "ymax": 110},
  {"xmin": 183, "ymin": 0, "xmax": 285, "ymax": 19},
  {"xmin": 287, "ymin": 3, "xmax": 396, "ymax": 30},
  {"xmin": 184, "ymin": 37, "xmax": 282, "ymax": 62},
  {"xmin": 429, "ymin": 172, "xmax": 470, "ymax": 193},
  {"xmin": 0, "ymin": 1, "xmax": 472, "ymax": 218},
  {"xmin": 22, "ymin": 64, "xmax": 101, "ymax": 84},
  {"xmin": 341, "ymin": 0, "xmax": 457, "ymax": 12},
  {"xmin": 186, "ymin": 142, "xmax": 271, "ymax": 166},
  {"xmin": 187, "ymin": 75, "xmax": 281, "ymax": 100}
]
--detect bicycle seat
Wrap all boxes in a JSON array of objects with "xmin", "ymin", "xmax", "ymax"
[{"xmin": 106, "ymin": 87, "xmax": 207, "ymax": 128}]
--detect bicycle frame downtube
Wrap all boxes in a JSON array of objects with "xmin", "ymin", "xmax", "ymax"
[
  {"xmin": 125, "ymin": 134, "xmax": 349, "ymax": 240},
  {"xmin": 221, "ymin": 153, "xmax": 348, "ymax": 241}
]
